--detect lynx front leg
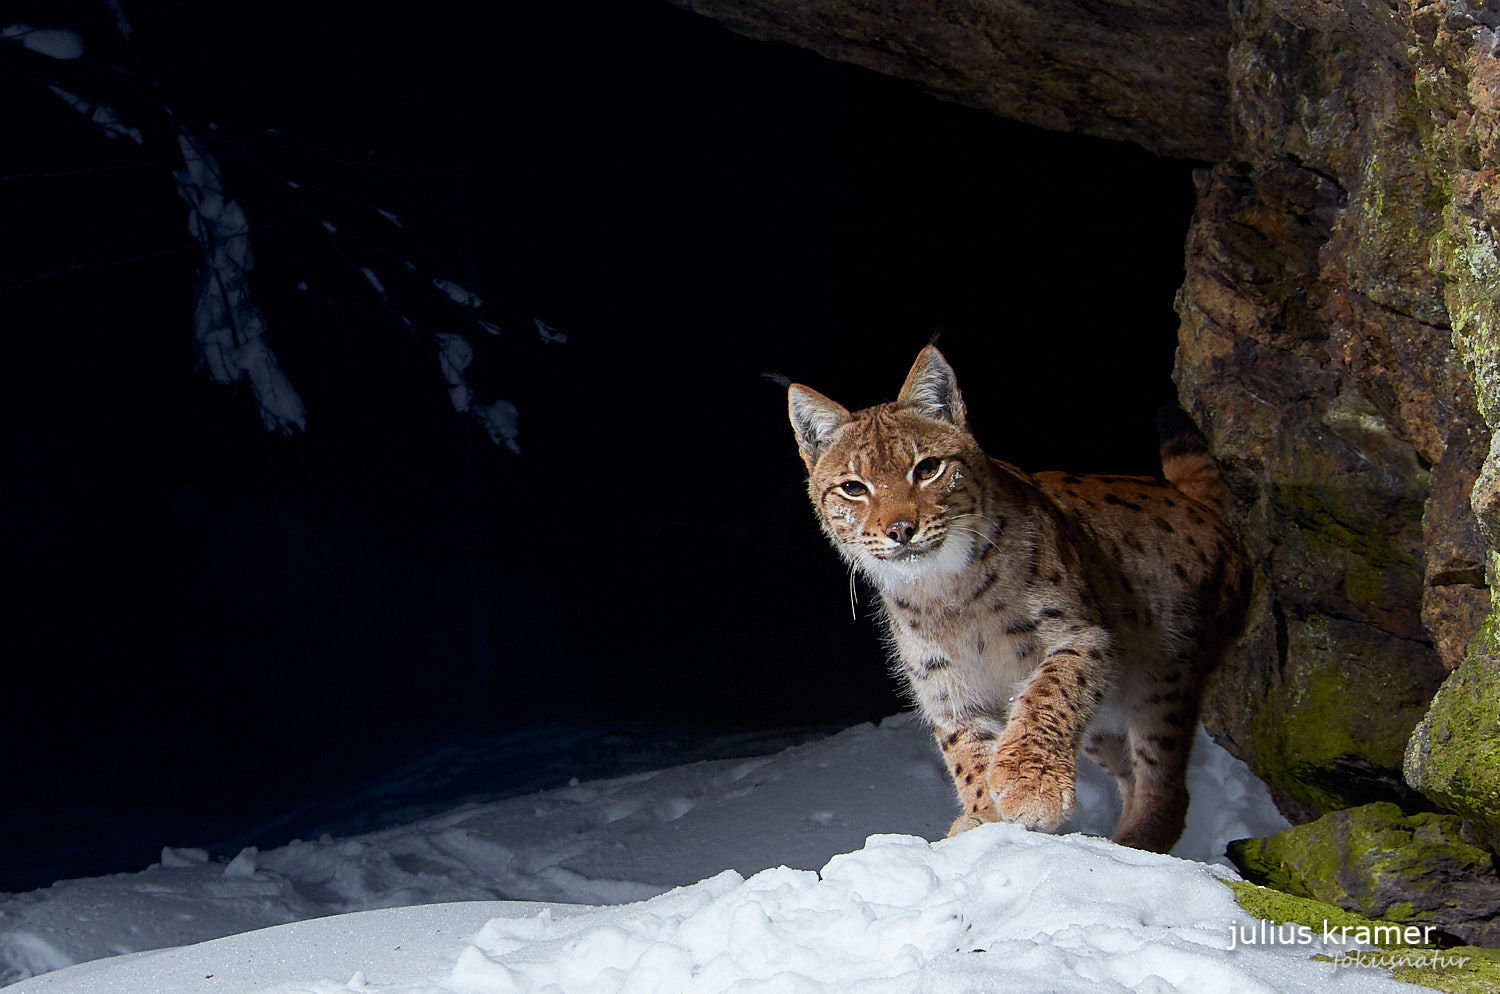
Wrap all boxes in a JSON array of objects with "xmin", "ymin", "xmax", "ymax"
[
  {"xmin": 988, "ymin": 636, "xmax": 1114, "ymax": 832},
  {"xmin": 934, "ymin": 723, "xmax": 1002, "ymax": 837}
]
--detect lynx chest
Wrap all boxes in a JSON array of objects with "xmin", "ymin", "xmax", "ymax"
[{"xmin": 882, "ymin": 593, "xmax": 1050, "ymax": 724}]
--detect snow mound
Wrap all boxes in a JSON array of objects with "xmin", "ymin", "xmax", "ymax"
[
  {"xmin": 9, "ymin": 828, "xmax": 1417, "ymax": 994},
  {"xmin": 0, "ymin": 717, "xmax": 1298, "ymax": 989},
  {"xmin": 438, "ymin": 826, "xmax": 1405, "ymax": 994}
]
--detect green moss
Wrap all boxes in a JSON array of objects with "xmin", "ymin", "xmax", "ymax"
[
  {"xmin": 1357, "ymin": 148, "xmax": 1439, "ymax": 251},
  {"xmin": 1405, "ymin": 650, "xmax": 1500, "ymax": 848},
  {"xmin": 1412, "ymin": 63, "xmax": 1498, "ymax": 432},
  {"xmin": 1249, "ymin": 615, "xmax": 1433, "ymax": 812},
  {"xmin": 1229, "ymin": 803, "xmax": 1494, "ymax": 925},
  {"xmin": 1240, "ymin": 381, "xmax": 1438, "ymax": 812},
  {"xmin": 1383, "ymin": 949, "xmax": 1500, "ymax": 994},
  {"xmin": 1432, "ymin": 213, "xmax": 1500, "ymax": 429},
  {"xmin": 1269, "ymin": 481, "xmax": 1419, "ymax": 568},
  {"xmin": 1225, "ymin": 878, "xmax": 1374, "ymax": 933},
  {"xmin": 1248, "ymin": 627, "xmax": 1369, "ymax": 811},
  {"xmin": 1470, "ymin": 611, "xmax": 1500, "ymax": 657},
  {"xmin": 1227, "ymin": 879, "xmax": 1500, "ymax": 993}
]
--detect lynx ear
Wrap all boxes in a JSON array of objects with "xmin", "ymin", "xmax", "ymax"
[
  {"xmin": 897, "ymin": 345, "xmax": 967, "ymax": 428},
  {"xmin": 788, "ymin": 384, "xmax": 851, "ymax": 469}
]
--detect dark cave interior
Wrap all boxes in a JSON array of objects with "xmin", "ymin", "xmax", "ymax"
[{"xmin": 1, "ymin": 0, "xmax": 1198, "ymax": 889}]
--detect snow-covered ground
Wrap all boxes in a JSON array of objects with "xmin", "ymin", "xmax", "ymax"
[{"xmin": 0, "ymin": 716, "xmax": 1426, "ymax": 992}]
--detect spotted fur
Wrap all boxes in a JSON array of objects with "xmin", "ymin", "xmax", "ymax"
[{"xmin": 788, "ymin": 346, "xmax": 1250, "ymax": 852}]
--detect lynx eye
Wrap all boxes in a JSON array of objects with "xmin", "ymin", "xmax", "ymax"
[
  {"xmin": 914, "ymin": 457, "xmax": 943, "ymax": 481},
  {"xmin": 838, "ymin": 480, "xmax": 869, "ymax": 498}
]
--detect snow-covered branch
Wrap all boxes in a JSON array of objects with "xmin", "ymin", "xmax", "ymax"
[
  {"xmin": 175, "ymin": 132, "xmax": 306, "ymax": 434},
  {"xmin": 6, "ymin": 10, "xmax": 558, "ymax": 451}
]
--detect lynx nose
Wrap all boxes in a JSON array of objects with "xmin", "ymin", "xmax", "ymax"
[{"xmin": 886, "ymin": 520, "xmax": 917, "ymax": 545}]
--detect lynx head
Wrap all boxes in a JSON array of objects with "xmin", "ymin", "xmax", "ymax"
[{"xmin": 788, "ymin": 346, "xmax": 990, "ymax": 585}]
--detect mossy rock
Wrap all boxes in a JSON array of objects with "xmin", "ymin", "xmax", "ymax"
[
  {"xmin": 1226, "ymin": 879, "xmax": 1500, "ymax": 994},
  {"xmin": 1406, "ymin": 643, "xmax": 1500, "ymax": 855},
  {"xmin": 1228, "ymin": 389, "xmax": 1447, "ymax": 817},
  {"xmin": 1227, "ymin": 801, "xmax": 1500, "ymax": 946},
  {"xmin": 1245, "ymin": 613, "xmax": 1446, "ymax": 815}
]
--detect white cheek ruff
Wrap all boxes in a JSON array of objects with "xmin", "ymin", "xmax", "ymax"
[{"xmin": 860, "ymin": 525, "xmax": 975, "ymax": 590}]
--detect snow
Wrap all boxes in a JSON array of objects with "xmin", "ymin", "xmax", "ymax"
[
  {"xmin": 45, "ymin": 85, "xmax": 142, "ymax": 143},
  {"xmin": 1, "ymin": 717, "xmax": 1424, "ymax": 993},
  {"xmin": 435, "ymin": 280, "xmax": 485, "ymax": 308},
  {"xmin": 475, "ymin": 399, "xmax": 521, "ymax": 453},
  {"xmin": 1, "ymin": 24, "xmax": 84, "ymax": 60},
  {"xmin": 433, "ymin": 331, "xmax": 519, "ymax": 448},
  {"xmin": 103, "ymin": 0, "xmax": 132, "ymax": 41},
  {"xmin": 175, "ymin": 132, "xmax": 306, "ymax": 433},
  {"xmin": 438, "ymin": 333, "xmax": 477, "ymax": 412}
]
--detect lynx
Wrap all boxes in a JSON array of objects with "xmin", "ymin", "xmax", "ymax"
[{"xmin": 787, "ymin": 346, "xmax": 1250, "ymax": 852}]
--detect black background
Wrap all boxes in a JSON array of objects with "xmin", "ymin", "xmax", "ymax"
[{"xmin": 1, "ymin": 0, "xmax": 1198, "ymax": 891}]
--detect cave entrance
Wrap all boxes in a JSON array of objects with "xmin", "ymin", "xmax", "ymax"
[
  {"xmin": 527, "ymin": 5, "xmax": 1207, "ymax": 724},
  {"xmin": 0, "ymin": 0, "xmax": 1209, "ymax": 891},
  {"xmin": 612, "ymin": 8, "xmax": 1204, "ymax": 477}
]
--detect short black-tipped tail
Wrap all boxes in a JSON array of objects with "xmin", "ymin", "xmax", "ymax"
[{"xmin": 1157, "ymin": 405, "xmax": 1226, "ymax": 508}]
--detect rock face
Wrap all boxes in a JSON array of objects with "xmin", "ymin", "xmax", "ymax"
[
  {"xmin": 673, "ymin": 0, "xmax": 1500, "ymax": 854},
  {"xmin": 1227, "ymin": 802, "xmax": 1500, "ymax": 946},
  {"xmin": 1173, "ymin": 155, "xmax": 1453, "ymax": 818},
  {"xmin": 664, "ymin": 0, "xmax": 1232, "ymax": 160},
  {"xmin": 1179, "ymin": 0, "xmax": 1496, "ymax": 832}
]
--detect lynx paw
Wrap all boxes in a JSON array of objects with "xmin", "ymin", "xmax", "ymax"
[
  {"xmin": 988, "ymin": 744, "xmax": 1076, "ymax": 832},
  {"xmin": 946, "ymin": 811, "xmax": 997, "ymax": 838},
  {"xmin": 991, "ymin": 777, "xmax": 1074, "ymax": 832}
]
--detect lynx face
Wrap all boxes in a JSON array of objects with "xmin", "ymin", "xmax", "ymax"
[
  {"xmin": 803, "ymin": 409, "xmax": 989, "ymax": 584},
  {"xmin": 789, "ymin": 349, "xmax": 995, "ymax": 590}
]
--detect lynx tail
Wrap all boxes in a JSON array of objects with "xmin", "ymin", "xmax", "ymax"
[{"xmin": 1157, "ymin": 405, "xmax": 1226, "ymax": 508}]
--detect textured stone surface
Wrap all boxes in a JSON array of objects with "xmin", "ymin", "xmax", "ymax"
[
  {"xmin": 1244, "ymin": 616, "xmax": 1449, "ymax": 816},
  {"xmin": 1227, "ymin": 801, "xmax": 1500, "ymax": 946},
  {"xmin": 1404, "ymin": 7, "xmax": 1500, "ymax": 849},
  {"xmin": 1407, "ymin": 635, "xmax": 1500, "ymax": 855},
  {"xmin": 1425, "ymin": 420, "xmax": 1492, "ymax": 670},
  {"xmin": 1174, "ymin": 157, "xmax": 1450, "ymax": 817},
  {"xmin": 1173, "ymin": 0, "xmax": 1492, "ymax": 824},
  {"xmin": 665, "ymin": 0, "xmax": 1231, "ymax": 159}
]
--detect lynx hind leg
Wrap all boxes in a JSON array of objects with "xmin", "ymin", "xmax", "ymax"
[
  {"xmin": 935, "ymin": 725, "xmax": 1001, "ymax": 837},
  {"xmin": 1082, "ymin": 729, "xmax": 1136, "ymax": 829},
  {"xmin": 1111, "ymin": 693, "xmax": 1199, "ymax": 853}
]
